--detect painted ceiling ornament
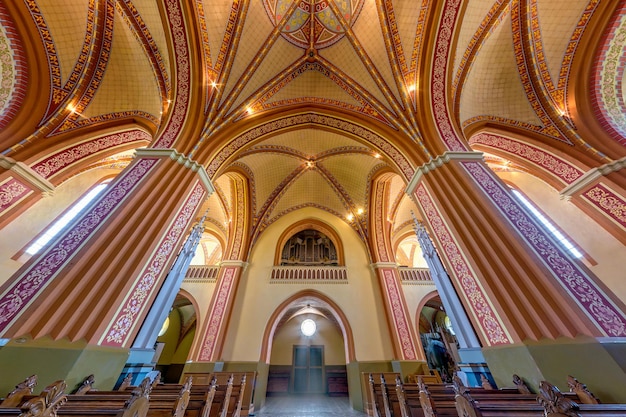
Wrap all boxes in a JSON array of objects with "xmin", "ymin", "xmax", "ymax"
[{"xmin": 263, "ymin": 0, "xmax": 364, "ymax": 50}]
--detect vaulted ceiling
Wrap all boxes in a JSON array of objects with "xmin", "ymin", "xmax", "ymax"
[{"xmin": 1, "ymin": 0, "xmax": 623, "ymax": 261}]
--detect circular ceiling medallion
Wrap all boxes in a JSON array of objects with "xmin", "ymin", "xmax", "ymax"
[{"xmin": 263, "ymin": 0, "xmax": 365, "ymax": 50}]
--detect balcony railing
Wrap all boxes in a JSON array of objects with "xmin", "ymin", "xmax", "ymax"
[
  {"xmin": 270, "ymin": 266, "xmax": 348, "ymax": 283},
  {"xmin": 184, "ymin": 265, "xmax": 219, "ymax": 282},
  {"xmin": 398, "ymin": 267, "xmax": 433, "ymax": 284}
]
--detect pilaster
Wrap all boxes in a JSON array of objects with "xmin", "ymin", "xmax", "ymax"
[
  {"xmin": 370, "ymin": 262, "xmax": 421, "ymax": 361},
  {"xmin": 194, "ymin": 261, "xmax": 248, "ymax": 362}
]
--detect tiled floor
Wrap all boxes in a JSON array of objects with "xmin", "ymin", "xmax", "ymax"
[{"xmin": 253, "ymin": 394, "xmax": 368, "ymax": 416}]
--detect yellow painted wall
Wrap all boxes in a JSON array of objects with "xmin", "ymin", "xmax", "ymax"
[
  {"xmin": 498, "ymin": 171, "xmax": 626, "ymax": 301},
  {"xmin": 0, "ymin": 168, "xmax": 121, "ymax": 285},
  {"xmin": 180, "ymin": 281, "xmax": 217, "ymax": 356},
  {"xmin": 220, "ymin": 207, "xmax": 395, "ymax": 363},
  {"xmin": 157, "ymin": 309, "xmax": 183, "ymax": 365},
  {"xmin": 270, "ymin": 314, "xmax": 346, "ymax": 365},
  {"xmin": 400, "ymin": 282, "xmax": 438, "ymax": 359}
]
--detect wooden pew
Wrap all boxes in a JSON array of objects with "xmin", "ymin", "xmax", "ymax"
[
  {"xmin": 58, "ymin": 378, "xmax": 151, "ymax": 417},
  {"xmin": 396, "ymin": 375, "xmax": 543, "ymax": 417},
  {"xmin": 72, "ymin": 375, "xmax": 96, "ymax": 395},
  {"xmin": 181, "ymin": 372, "xmax": 255, "ymax": 417},
  {"xmin": 0, "ymin": 375, "xmax": 37, "ymax": 407},
  {"xmin": 453, "ymin": 379, "xmax": 626, "ymax": 417},
  {"xmin": 364, "ymin": 372, "xmax": 401, "ymax": 416},
  {"xmin": 79, "ymin": 376, "xmax": 191, "ymax": 417},
  {"xmin": 0, "ymin": 379, "xmax": 149, "ymax": 417}
]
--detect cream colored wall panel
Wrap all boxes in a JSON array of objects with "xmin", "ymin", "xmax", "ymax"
[
  {"xmin": 37, "ymin": 1, "xmax": 89, "ymax": 84},
  {"xmin": 352, "ymin": 0, "xmax": 402, "ymax": 105},
  {"xmin": 264, "ymin": 68, "xmax": 363, "ymax": 108},
  {"xmin": 220, "ymin": 0, "xmax": 274, "ymax": 106},
  {"xmin": 459, "ymin": 13, "xmax": 542, "ymax": 126},
  {"xmin": 214, "ymin": 176, "xmax": 233, "ymax": 213},
  {"xmin": 320, "ymin": 39, "xmax": 391, "ymax": 111},
  {"xmin": 266, "ymin": 170, "xmax": 349, "ymax": 222},
  {"xmin": 237, "ymin": 154, "xmax": 302, "ymax": 216},
  {"xmin": 393, "ymin": 195, "xmax": 420, "ymax": 231},
  {"xmin": 260, "ymin": 130, "xmax": 363, "ymax": 157},
  {"xmin": 221, "ymin": 207, "xmax": 395, "ymax": 362},
  {"xmin": 401, "ymin": 281, "xmax": 438, "ymax": 340},
  {"xmin": 131, "ymin": 0, "xmax": 172, "ymax": 84},
  {"xmin": 536, "ymin": 0, "xmax": 588, "ymax": 85},
  {"xmin": 453, "ymin": 0, "xmax": 495, "ymax": 77},
  {"xmin": 230, "ymin": 38, "xmax": 303, "ymax": 113},
  {"xmin": 388, "ymin": 175, "xmax": 406, "ymax": 211},
  {"xmin": 83, "ymin": 10, "xmax": 161, "ymax": 118},
  {"xmin": 497, "ymin": 171, "xmax": 626, "ymax": 302},
  {"xmin": 0, "ymin": 168, "xmax": 120, "ymax": 285}
]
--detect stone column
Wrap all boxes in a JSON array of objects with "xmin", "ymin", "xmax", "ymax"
[
  {"xmin": 413, "ymin": 216, "xmax": 489, "ymax": 385},
  {"xmin": 184, "ymin": 261, "xmax": 247, "ymax": 374},
  {"xmin": 406, "ymin": 151, "xmax": 626, "ymax": 401},
  {"xmin": 119, "ymin": 212, "xmax": 210, "ymax": 386},
  {"xmin": 0, "ymin": 149, "xmax": 212, "ymax": 393}
]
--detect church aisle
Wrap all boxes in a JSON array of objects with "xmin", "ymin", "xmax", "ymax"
[{"xmin": 254, "ymin": 394, "xmax": 368, "ymax": 416}]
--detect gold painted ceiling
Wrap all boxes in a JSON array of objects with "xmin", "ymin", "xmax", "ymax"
[{"xmin": 1, "ymin": 0, "xmax": 625, "ymax": 263}]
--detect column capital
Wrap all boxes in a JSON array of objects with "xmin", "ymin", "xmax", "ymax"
[
  {"xmin": 369, "ymin": 262, "xmax": 398, "ymax": 271},
  {"xmin": 559, "ymin": 156, "xmax": 626, "ymax": 199},
  {"xmin": 219, "ymin": 260, "xmax": 249, "ymax": 270},
  {"xmin": 0, "ymin": 155, "xmax": 55, "ymax": 195},
  {"xmin": 134, "ymin": 148, "xmax": 214, "ymax": 194},
  {"xmin": 406, "ymin": 151, "xmax": 484, "ymax": 195}
]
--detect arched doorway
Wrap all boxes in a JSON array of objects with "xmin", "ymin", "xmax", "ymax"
[
  {"xmin": 261, "ymin": 291, "xmax": 356, "ymax": 403},
  {"xmin": 155, "ymin": 292, "xmax": 198, "ymax": 383},
  {"xmin": 417, "ymin": 295, "xmax": 459, "ymax": 382}
]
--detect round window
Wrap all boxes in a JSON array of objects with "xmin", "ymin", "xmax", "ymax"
[{"xmin": 301, "ymin": 319, "xmax": 316, "ymax": 336}]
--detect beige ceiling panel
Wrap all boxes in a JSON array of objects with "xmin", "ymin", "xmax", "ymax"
[
  {"xmin": 266, "ymin": 170, "xmax": 348, "ymax": 222},
  {"xmin": 205, "ymin": 190, "xmax": 228, "ymax": 229},
  {"xmin": 83, "ymin": 12, "xmax": 161, "ymax": 119},
  {"xmin": 201, "ymin": 0, "xmax": 234, "ymax": 69},
  {"xmin": 131, "ymin": 0, "xmax": 172, "ymax": 82},
  {"xmin": 319, "ymin": 154, "xmax": 385, "ymax": 207},
  {"xmin": 320, "ymin": 39, "xmax": 392, "ymax": 112},
  {"xmin": 393, "ymin": 194, "xmax": 420, "ymax": 233},
  {"xmin": 265, "ymin": 68, "xmax": 363, "ymax": 108},
  {"xmin": 259, "ymin": 129, "xmax": 363, "ymax": 157},
  {"xmin": 459, "ymin": 13, "xmax": 541, "ymax": 126},
  {"xmin": 221, "ymin": 0, "xmax": 275, "ymax": 105},
  {"xmin": 215, "ymin": 175, "xmax": 233, "ymax": 213},
  {"xmin": 536, "ymin": 0, "xmax": 588, "ymax": 81},
  {"xmin": 237, "ymin": 153, "xmax": 303, "ymax": 215},
  {"xmin": 37, "ymin": 0, "xmax": 90, "ymax": 84},
  {"xmin": 453, "ymin": 0, "xmax": 495, "ymax": 76},
  {"xmin": 390, "ymin": 0, "xmax": 423, "ymax": 70},
  {"xmin": 230, "ymin": 37, "xmax": 303, "ymax": 113},
  {"xmin": 388, "ymin": 175, "xmax": 406, "ymax": 208},
  {"xmin": 351, "ymin": 0, "xmax": 402, "ymax": 105}
]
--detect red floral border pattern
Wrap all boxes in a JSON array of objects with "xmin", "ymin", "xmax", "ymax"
[{"xmin": 102, "ymin": 181, "xmax": 206, "ymax": 346}]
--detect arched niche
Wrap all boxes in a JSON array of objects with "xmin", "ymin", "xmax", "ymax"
[
  {"xmin": 155, "ymin": 290, "xmax": 200, "ymax": 383},
  {"xmin": 415, "ymin": 292, "xmax": 459, "ymax": 383}
]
